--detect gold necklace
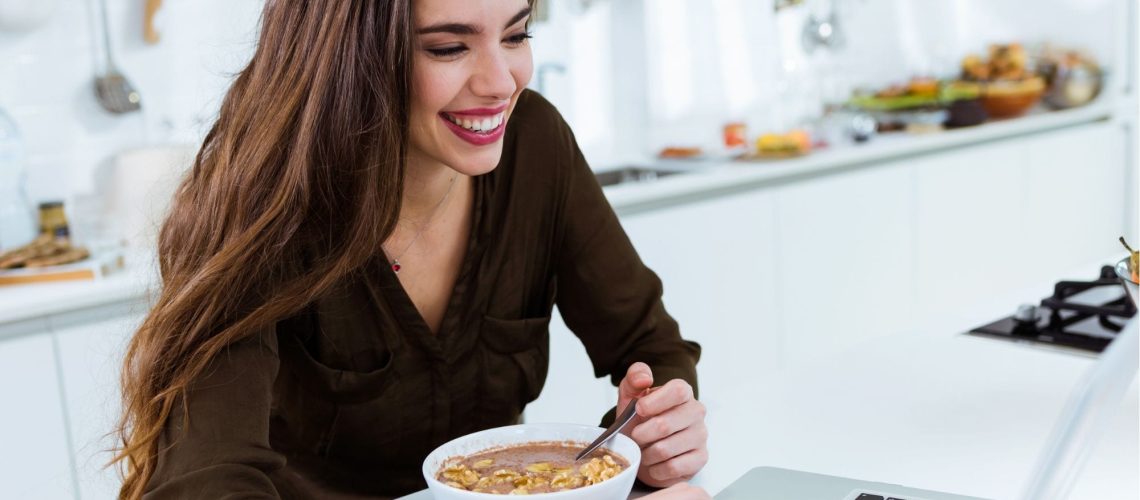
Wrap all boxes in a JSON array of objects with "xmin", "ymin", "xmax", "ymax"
[{"xmin": 385, "ymin": 175, "xmax": 456, "ymax": 274}]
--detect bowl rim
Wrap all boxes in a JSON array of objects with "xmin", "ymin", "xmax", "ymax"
[
  {"xmin": 421, "ymin": 423, "xmax": 641, "ymax": 498},
  {"xmin": 1116, "ymin": 257, "xmax": 1138, "ymax": 285}
]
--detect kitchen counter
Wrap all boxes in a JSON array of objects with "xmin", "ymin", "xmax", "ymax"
[
  {"xmin": 603, "ymin": 101, "xmax": 1116, "ymax": 216},
  {"xmin": 0, "ymin": 251, "xmax": 157, "ymax": 336},
  {"xmin": 399, "ymin": 283, "xmax": 1139, "ymax": 499}
]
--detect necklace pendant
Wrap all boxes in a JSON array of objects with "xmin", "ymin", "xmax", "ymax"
[{"xmin": 391, "ymin": 260, "xmax": 402, "ymax": 274}]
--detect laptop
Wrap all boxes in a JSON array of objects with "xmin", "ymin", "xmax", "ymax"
[{"xmin": 715, "ymin": 316, "xmax": 1139, "ymax": 500}]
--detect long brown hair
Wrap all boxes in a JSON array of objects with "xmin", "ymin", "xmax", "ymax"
[{"xmin": 113, "ymin": 1, "xmax": 414, "ymax": 497}]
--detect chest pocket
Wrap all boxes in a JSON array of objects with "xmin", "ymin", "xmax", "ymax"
[
  {"xmin": 479, "ymin": 315, "xmax": 551, "ymax": 423},
  {"xmin": 274, "ymin": 294, "xmax": 404, "ymax": 463}
]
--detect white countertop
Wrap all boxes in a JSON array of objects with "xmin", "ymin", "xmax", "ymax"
[
  {"xmin": 400, "ymin": 317, "xmax": 1138, "ymax": 500},
  {"xmin": 400, "ymin": 256, "xmax": 1138, "ymax": 499},
  {"xmin": 0, "ymin": 251, "xmax": 157, "ymax": 329}
]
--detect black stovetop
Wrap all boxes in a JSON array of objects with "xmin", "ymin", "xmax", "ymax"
[{"xmin": 968, "ymin": 265, "xmax": 1137, "ymax": 353}]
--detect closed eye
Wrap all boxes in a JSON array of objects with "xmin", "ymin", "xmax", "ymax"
[
  {"xmin": 505, "ymin": 32, "xmax": 532, "ymax": 46},
  {"xmin": 427, "ymin": 45, "xmax": 467, "ymax": 57}
]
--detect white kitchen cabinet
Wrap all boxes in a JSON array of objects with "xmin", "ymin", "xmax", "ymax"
[
  {"xmin": 0, "ymin": 333, "xmax": 76, "ymax": 500},
  {"xmin": 53, "ymin": 311, "xmax": 143, "ymax": 500},
  {"xmin": 622, "ymin": 190, "xmax": 782, "ymax": 377},
  {"xmin": 527, "ymin": 189, "xmax": 780, "ymax": 423},
  {"xmin": 914, "ymin": 139, "xmax": 1028, "ymax": 326},
  {"xmin": 525, "ymin": 311, "xmax": 616, "ymax": 425},
  {"xmin": 1022, "ymin": 122, "xmax": 1125, "ymax": 280},
  {"xmin": 774, "ymin": 162, "xmax": 917, "ymax": 364},
  {"xmin": 624, "ymin": 189, "xmax": 781, "ymax": 416}
]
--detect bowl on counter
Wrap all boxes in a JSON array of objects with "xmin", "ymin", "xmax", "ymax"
[
  {"xmin": 1116, "ymin": 257, "xmax": 1138, "ymax": 307},
  {"xmin": 978, "ymin": 76, "xmax": 1045, "ymax": 118},
  {"xmin": 422, "ymin": 423, "xmax": 640, "ymax": 499}
]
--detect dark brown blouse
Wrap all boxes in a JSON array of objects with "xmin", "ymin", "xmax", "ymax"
[{"xmin": 145, "ymin": 90, "xmax": 701, "ymax": 499}]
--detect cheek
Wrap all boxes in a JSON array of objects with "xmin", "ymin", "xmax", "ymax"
[
  {"xmin": 411, "ymin": 62, "xmax": 461, "ymax": 122},
  {"xmin": 510, "ymin": 50, "xmax": 534, "ymax": 91}
]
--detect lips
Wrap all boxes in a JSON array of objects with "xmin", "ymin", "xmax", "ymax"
[{"xmin": 438, "ymin": 109, "xmax": 507, "ymax": 146}]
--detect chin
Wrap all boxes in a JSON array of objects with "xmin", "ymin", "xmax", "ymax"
[{"xmin": 445, "ymin": 148, "xmax": 504, "ymax": 176}]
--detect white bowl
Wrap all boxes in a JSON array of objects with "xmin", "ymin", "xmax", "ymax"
[{"xmin": 422, "ymin": 423, "xmax": 640, "ymax": 499}]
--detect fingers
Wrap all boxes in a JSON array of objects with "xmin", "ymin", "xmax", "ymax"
[
  {"xmin": 619, "ymin": 362, "xmax": 654, "ymax": 401},
  {"xmin": 631, "ymin": 398, "xmax": 706, "ymax": 445},
  {"xmin": 644, "ymin": 448, "xmax": 710, "ymax": 485},
  {"xmin": 636, "ymin": 378, "xmax": 694, "ymax": 417},
  {"xmin": 640, "ymin": 421, "xmax": 709, "ymax": 466}
]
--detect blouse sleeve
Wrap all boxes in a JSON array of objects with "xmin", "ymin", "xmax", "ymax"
[
  {"xmin": 143, "ymin": 326, "xmax": 285, "ymax": 499},
  {"xmin": 549, "ymin": 115, "xmax": 702, "ymax": 425}
]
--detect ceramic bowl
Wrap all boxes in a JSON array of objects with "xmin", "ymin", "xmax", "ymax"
[{"xmin": 422, "ymin": 423, "xmax": 640, "ymax": 499}]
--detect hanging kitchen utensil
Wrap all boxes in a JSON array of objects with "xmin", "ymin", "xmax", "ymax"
[
  {"xmin": 801, "ymin": 8, "xmax": 844, "ymax": 53},
  {"xmin": 93, "ymin": 0, "xmax": 141, "ymax": 114},
  {"xmin": 143, "ymin": 0, "xmax": 162, "ymax": 45}
]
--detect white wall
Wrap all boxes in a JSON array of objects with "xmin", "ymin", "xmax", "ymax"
[
  {"xmin": 0, "ymin": 0, "xmax": 263, "ymax": 206},
  {"xmin": 0, "ymin": 0, "xmax": 1131, "ymax": 219}
]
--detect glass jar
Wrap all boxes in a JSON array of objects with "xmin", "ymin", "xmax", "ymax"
[{"xmin": 0, "ymin": 107, "xmax": 36, "ymax": 251}]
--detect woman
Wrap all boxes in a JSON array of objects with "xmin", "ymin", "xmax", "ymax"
[{"xmin": 114, "ymin": 0, "xmax": 709, "ymax": 498}]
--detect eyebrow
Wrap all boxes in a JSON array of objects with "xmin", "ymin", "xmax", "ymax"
[{"xmin": 417, "ymin": 6, "xmax": 531, "ymax": 35}]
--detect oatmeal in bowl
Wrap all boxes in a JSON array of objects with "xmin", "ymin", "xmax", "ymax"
[{"xmin": 422, "ymin": 423, "xmax": 641, "ymax": 498}]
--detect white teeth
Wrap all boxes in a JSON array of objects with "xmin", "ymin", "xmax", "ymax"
[{"xmin": 446, "ymin": 112, "xmax": 504, "ymax": 133}]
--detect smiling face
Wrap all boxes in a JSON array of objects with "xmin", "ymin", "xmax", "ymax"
[{"xmin": 408, "ymin": 0, "xmax": 534, "ymax": 177}]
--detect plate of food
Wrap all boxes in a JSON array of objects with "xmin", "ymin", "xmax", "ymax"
[{"xmin": 422, "ymin": 423, "xmax": 640, "ymax": 498}]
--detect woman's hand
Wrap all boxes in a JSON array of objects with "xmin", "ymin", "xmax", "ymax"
[
  {"xmin": 640, "ymin": 482, "xmax": 712, "ymax": 499},
  {"xmin": 617, "ymin": 362, "xmax": 709, "ymax": 488}
]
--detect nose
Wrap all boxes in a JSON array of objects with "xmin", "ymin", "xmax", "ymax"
[{"xmin": 469, "ymin": 47, "xmax": 517, "ymax": 100}]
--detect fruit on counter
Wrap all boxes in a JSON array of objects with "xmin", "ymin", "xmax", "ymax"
[
  {"xmin": 962, "ymin": 43, "xmax": 1032, "ymax": 82},
  {"xmin": 906, "ymin": 77, "xmax": 940, "ymax": 98},
  {"xmin": 868, "ymin": 77, "xmax": 942, "ymax": 100},
  {"xmin": 850, "ymin": 77, "xmax": 974, "ymax": 112},
  {"xmin": 1121, "ymin": 237, "xmax": 1139, "ymax": 282},
  {"xmin": 755, "ymin": 130, "xmax": 811, "ymax": 156},
  {"xmin": 657, "ymin": 146, "xmax": 703, "ymax": 159},
  {"xmin": 958, "ymin": 44, "xmax": 1045, "ymax": 118},
  {"xmin": 0, "ymin": 234, "xmax": 90, "ymax": 270}
]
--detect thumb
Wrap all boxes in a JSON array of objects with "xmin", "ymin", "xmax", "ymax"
[{"xmin": 618, "ymin": 362, "xmax": 653, "ymax": 413}]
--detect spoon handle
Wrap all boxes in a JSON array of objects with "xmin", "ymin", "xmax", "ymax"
[{"xmin": 575, "ymin": 397, "xmax": 639, "ymax": 462}]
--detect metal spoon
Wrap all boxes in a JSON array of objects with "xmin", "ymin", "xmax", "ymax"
[
  {"xmin": 93, "ymin": 0, "xmax": 141, "ymax": 114},
  {"xmin": 575, "ymin": 397, "xmax": 639, "ymax": 462}
]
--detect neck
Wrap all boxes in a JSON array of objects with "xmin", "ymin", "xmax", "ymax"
[{"xmin": 401, "ymin": 155, "xmax": 461, "ymax": 222}]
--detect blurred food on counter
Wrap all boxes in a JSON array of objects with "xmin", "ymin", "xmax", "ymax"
[
  {"xmin": 0, "ymin": 234, "xmax": 88, "ymax": 270},
  {"xmin": 976, "ymin": 77, "xmax": 1045, "ymax": 118},
  {"xmin": 0, "ymin": 199, "xmax": 125, "ymax": 285},
  {"xmin": 962, "ymin": 43, "xmax": 1032, "ymax": 82},
  {"xmin": 960, "ymin": 43, "xmax": 1044, "ymax": 118},
  {"xmin": 847, "ymin": 77, "xmax": 979, "ymax": 134},
  {"xmin": 657, "ymin": 146, "xmax": 704, "ymax": 159},
  {"xmin": 722, "ymin": 122, "xmax": 748, "ymax": 149},
  {"xmin": 742, "ymin": 129, "xmax": 812, "ymax": 160},
  {"xmin": 0, "ymin": 240, "xmax": 123, "ymax": 285},
  {"xmin": 944, "ymin": 98, "xmax": 989, "ymax": 128}
]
